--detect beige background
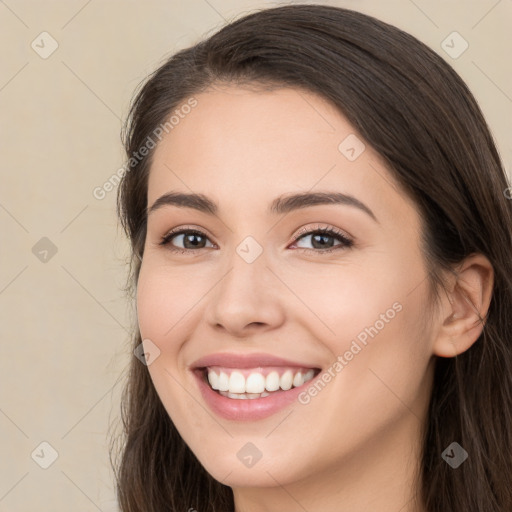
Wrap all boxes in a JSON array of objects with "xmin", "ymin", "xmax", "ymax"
[{"xmin": 0, "ymin": 0, "xmax": 510, "ymax": 510}]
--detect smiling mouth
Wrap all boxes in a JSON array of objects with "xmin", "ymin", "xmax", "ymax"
[{"xmin": 199, "ymin": 366, "xmax": 321, "ymax": 399}]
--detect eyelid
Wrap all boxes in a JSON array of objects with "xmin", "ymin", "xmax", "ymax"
[{"xmin": 291, "ymin": 223, "xmax": 352, "ymax": 243}]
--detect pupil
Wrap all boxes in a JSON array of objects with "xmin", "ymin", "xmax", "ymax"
[
  {"xmin": 313, "ymin": 234, "xmax": 333, "ymax": 249},
  {"xmin": 184, "ymin": 234, "xmax": 204, "ymax": 248}
]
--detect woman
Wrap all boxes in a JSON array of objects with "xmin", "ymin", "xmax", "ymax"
[{"xmin": 112, "ymin": 4, "xmax": 512, "ymax": 511}]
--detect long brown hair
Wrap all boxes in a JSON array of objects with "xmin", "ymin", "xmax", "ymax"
[{"xmin": 112, "ymin": 5, "xmax": 512, "ymax": 511}]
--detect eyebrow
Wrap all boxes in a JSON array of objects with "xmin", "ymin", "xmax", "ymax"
[{"xmin": 147, "ymin": 190, "xmax": 378, "ymax": 222}]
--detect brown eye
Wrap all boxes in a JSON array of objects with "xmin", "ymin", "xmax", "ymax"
[
  {"xmin": 160, "ymin": 229, "xmax": 214, "ymax": 253},
  {"xmin": 291, "ymin": 226, "xmax": 353, "ymax": 254}
]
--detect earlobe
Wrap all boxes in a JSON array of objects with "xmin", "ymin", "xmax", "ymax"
[{"xmin": 432, "ymin": 253, "xmax": 494, "ymax": 358}]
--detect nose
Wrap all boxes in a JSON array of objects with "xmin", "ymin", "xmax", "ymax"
[{"xmin": 204, "ymin": 245, "xmax": 285, "ymax": 337}]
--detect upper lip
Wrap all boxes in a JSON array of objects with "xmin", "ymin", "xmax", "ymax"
[{"xmin": 191, "ymin": 352, "xmax": 320, "ymax": 370}]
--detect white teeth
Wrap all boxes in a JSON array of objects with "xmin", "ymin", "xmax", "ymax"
[
  {"xmin": 304, "ymin": 369, "xmax": 315, "ymax": 382},
  {"xmin": 228, "ymin": 392, "xmax": 247, "ymax": 399},
  {"xmin": 208, "ymin": 371, "xmax": 219, "ymax": 390},
  {"xmin": 217, "ymin": 371, "xmax": 229, "ymax": 392},
  {"xmin": 245, "ymin": 373, "xmax": 266, "ymax": 394},
  {"xmin": 246, "ymin": 392, "xmax": 263, "ymax": 399},
  {"xmin": 265, "ymin": 371, "xmax": 280, "ymax": 392},
  {"xmin": 292, "ymin": 371, "xmax": 304, "ymax": 387},
  {"xmin": 280, "ymin": 370, "xmax": 293, "ymax": 390},
  {"xmin": 206, "ymin": 367, "xmax": 318, "ymax": 396},
  {"xmin": 220, "ymin": 390, "xmax": 270, "ymax": 399},
  {"xmin": 228, "ymin": 371, "xmax": 246, "ymax": 394}
]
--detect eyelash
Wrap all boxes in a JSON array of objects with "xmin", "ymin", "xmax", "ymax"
[{"xmin": 158, "ymin": 224, "xmax": 354, "ymax": 256}]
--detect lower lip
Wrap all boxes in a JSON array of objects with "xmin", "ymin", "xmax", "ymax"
[{"xmin": 193, "ymin": 369, "xmax": 313, "ymax": 421}]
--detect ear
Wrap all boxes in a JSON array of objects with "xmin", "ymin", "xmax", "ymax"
[{"xmin": 433, "ymin": 253, "xmax": 494, "ymax": 358}]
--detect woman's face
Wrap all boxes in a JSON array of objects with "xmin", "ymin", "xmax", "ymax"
[{"xmin": 137, "ymin": 84, "xmax": 437, "ymax": 489}]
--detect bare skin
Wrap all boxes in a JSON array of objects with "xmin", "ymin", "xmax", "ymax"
[{"xmin": 136, "ymin": 84, "xmax": 494, "ymax": 512}]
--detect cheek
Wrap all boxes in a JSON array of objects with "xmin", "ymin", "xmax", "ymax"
[
  {"xmin": 285, "ymin": 247, "xmax": 431, "ymax": 384},
  {"xmin": 136, "ymin": 265, "xmax": 197, "ymax": 421},
  {"xmin": 136, "ymin": 261, "xmax": 203, "ymax": 341},
  {"xmin": 136, "ymin": 270, "xmax": 167, "ymax": 341},
  {"xmin": 279, "ymin": 256, "xmax": 404, "ymax": 343}
]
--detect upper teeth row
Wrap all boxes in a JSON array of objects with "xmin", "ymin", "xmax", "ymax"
[{"xmin": 207, "ymin": 368, "xmax": 316, "ymax": 394}]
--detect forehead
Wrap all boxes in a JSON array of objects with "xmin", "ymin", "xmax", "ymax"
[
  {"xmin": 150, "ymin": 84, "xmax": 348, "ymax": 168},
  {"xmin": 147, "ymin": 84, "xmax": 417, "ymax": 226}
]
